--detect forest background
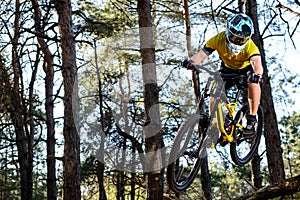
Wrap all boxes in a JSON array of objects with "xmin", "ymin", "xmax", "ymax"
[{"xmin": 0, "ymin": 0, "xmax": 300, "ymax": 199}]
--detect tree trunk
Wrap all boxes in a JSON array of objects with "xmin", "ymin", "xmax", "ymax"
[
  {"xmin": 54, "ymin": 0, "xmax": 81, "ymax": 199},
  {"xmin": 137, "ymin": 0, "xmax": 164, "ymax": 199},
  {"xmin": 117, "ymin": 141, "xmax": 126, "ymax": 200},
  {"xmin": 11, "ymin": 0, "xmax": 33, "ymax": 199},
  {"xmin": 233, "ymin": 175, "xmax": 300, "ymax": 200},
  {"xmin": 130, "ymin": 144, "xmax": 138, "ymax": 200},
  {"xmin": 30, "ymin": 0, "xmax": 57, "ymax": 198},
  {"xmin": 237, "ymin": 0, "xmax": 263, "ymax": 189},
  {"xmin": 45, "ymin": 61, "xmax": 57, "ymax": 200},
  {"xmin": 183, "ymin": 0, "xmax": 212, "ymax": 199},
  {"xmin": 96, "ymin": 162, "xmax": 107, "ymax": 200},
  {"xmin": 245, "ymin": 0, "xmax": 285, "ymax": 184},
  {"xmin": 94, "ymin": 40, "xmax": 108, "ymax": 200},
  {"xmin": 251, "ymin": 150, "xmax": 263, "ymax": 188}
]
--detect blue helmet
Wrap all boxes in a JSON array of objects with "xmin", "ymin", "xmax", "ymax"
[{"xmin": 225, "ymin": 13, "xmax": 254, "ymax": 55}]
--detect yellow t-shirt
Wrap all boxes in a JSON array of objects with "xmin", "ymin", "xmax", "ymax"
[{"xmin": 204, "ymin": 31, "xmax": 260, "ymax": 70}]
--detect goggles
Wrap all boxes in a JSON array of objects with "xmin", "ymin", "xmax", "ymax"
[{"xmin": 227, "ymin": 29, "xmax": 249, "ymax": 46}]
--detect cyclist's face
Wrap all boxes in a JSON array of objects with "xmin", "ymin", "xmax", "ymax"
[
  {"xmin": 226, "ymin": 37, "xmax": 246, "ymax": 56},
  {"xmin": 228, "ymin": 34, "xmax": 248, "ymax": 46}
]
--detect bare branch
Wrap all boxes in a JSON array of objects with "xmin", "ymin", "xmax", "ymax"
[
  {"xmin": 276, "ymin": 3, "xmax": 297, "ymax": 47},
  {"xmin": 243, "ymin": 178, "xmax": 257, "ymax": 190},
  {"xmin": 276, "ymin": 3, "xmax": 300, "ymax": 17},
  {"xmin": 261, "ymin": 9, "xmax": 278, "ymax": 37},
  {"xmin": 47, "ymin": 155, "xmax": 63, "ymax": 161},
  {"xmin": 291, "ymin": 18, "xmax": 300, "ymax": 37},
  {"xmin": 262, "ymin": 33, "xmax": 285, "ymax": 40}
]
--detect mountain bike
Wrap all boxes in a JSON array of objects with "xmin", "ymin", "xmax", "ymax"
[{"xmin": 167, "ymin": 64, "xmax": 263, "ymax": 193}]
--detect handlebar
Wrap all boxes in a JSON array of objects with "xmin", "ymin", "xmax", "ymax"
[
  {"xmin": 220, "ymin": 73, "xmax": 247, "ymax": 80},
  {"xmin": 182, "ymin": 64, "xmax": 247, "ymax": 81},
  {"xmin": 180, "ymin": 63, "xmax": 262, "ymax": 83}
]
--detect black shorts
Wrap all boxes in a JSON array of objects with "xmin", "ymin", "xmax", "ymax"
[{"xmin": 219, "ymin": 63, "xmax": 253, "ymax": 91}]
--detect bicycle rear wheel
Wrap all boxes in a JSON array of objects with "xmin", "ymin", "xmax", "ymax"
[
  {"xmin": 230, "ymin": 104, "xmax": 263, "ymax": 165},
  {"xmin": 167, "ymin": 114, "xmax": 208, "ymax": 192}
]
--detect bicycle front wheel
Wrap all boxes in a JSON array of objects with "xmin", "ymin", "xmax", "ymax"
[
  {"xmin": 167, "ymin": 114, "xmax": 208, "ymax": 192},
  {"xmin": 230, "ymin": 104, "xmax": 263, "ymax": 166}
]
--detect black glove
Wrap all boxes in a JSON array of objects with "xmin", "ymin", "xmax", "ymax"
[
  {"xmin": 248, "ymin": 73, "xmax": 262, "ymax": 83},
  {"xmin": 181, "ymin": 59, "xmax": 195, "ymax": 70}
]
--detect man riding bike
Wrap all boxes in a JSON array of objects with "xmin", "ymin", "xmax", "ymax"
[{"xmin": 182, "ymin": 13, "xmax": 263, "ymax": 136}]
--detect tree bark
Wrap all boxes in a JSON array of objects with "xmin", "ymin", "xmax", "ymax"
[
  {"xmin": 238, "ymin": 0, "xmax": 263, "ymax": 189},
  {"xmin": 137, "ymin": 0, "xmax": 164, "ymax": 199},
  {"xmin": 250, "ymin": 150, "xmax": 263, "ymax": 189},
  {"xmin": 245, "ymin": 0, "xmax": 285, "ymax": 184},
  {"xmin": 11, "ymin": 0, "xmax": 33, "ymax": 199},
  {"xmin": 94, "ymin": 40, "xmax": 108, "ymax": 200},
  {"xmin": 233, "ymin": 175, "xmax": 300, "ymax": 200},
  {"xmin": 30, "ymin": 0, "xmax": 57, "ymax": 199},
  {"xmin": 54, "ymin": 0, "xmax": 81, "ymax": 199},
  {"xmin": 183, "ymin": 0, "xmax": 212, "ymax": 199}
]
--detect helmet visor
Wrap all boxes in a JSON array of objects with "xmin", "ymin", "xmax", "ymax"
[{"xmin": 227, "ymin": 29, "xmax": 249, "ymax": 46}]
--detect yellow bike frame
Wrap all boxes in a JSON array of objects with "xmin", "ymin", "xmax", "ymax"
[
  {"xmin": 207, "ymin": 77, "xmax": 245, "ymax": 144},
  {"xmin": 216, "ymin": 101, "xmax": 242, "ymax": 143}
]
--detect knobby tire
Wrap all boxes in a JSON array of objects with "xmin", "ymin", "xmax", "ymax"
[
  {"xmin": 167, "ymin": 114, "xmax": 207, "ymax": 193},
  {"xmin": 230, "ymin": 104, "xmax": 263, "ymax": 165}
]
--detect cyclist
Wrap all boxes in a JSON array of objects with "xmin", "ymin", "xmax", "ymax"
[{"xmin": 182, "ymin": 13, "xmax": 263, "ymax": 136}]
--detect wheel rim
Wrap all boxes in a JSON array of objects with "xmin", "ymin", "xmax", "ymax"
[{"xmin": 230, "ymin": 106, "xmax": 263, "ymax": 165}]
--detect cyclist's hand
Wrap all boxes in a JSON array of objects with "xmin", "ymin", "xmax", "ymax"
[
  {"xmin": 181, "ymin": 59, "xmax": 195, "ymax": 70},
  {"xmin": 248, "ymin": 73, "xmax": 262, "ymax": 83}
]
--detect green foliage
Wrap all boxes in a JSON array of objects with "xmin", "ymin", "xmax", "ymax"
[
  {"xmin": 0, "ymin": 168, "xmax": 20, "ymax": 199},
  {"xmin": 207, "ymin": 161, "xmax": 252, "ymax": 198},
  {"xmin": 81, "ymin": 156, "xmax": 147, "ymax": 200},
  {"xmin": 0, "ymin": 132, "xmax": 48, "ymax": 200},
  {"xmin": 75, "ymin": 0, "xmax": 137, "ymax": 39},
  {"xmin": 81, "ymin": 156, "xmax": 100, "ymax": 198},
  {"xmin": 279, "ymin": 112, "xmax": 300, "ymax": 177}
]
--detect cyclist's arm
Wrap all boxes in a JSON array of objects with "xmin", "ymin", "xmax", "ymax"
[
  {"xmin": 190, "ymin": 45, "xmax": 214, "ymax": 64},
  {"xmin": 250, "ymin": 55, "xmax": 263, "ymax": 75}
]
